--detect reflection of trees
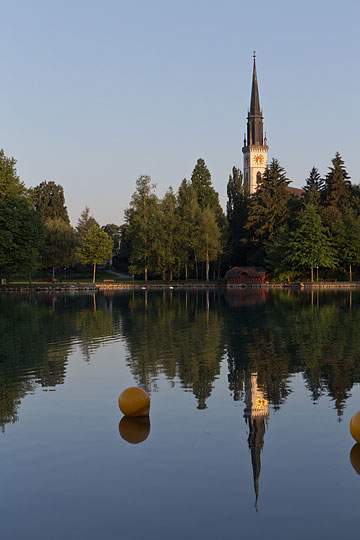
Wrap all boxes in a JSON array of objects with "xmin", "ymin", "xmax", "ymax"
[
  {"xmin": 2, "ymin": 288, "xmax": 360, "ymax": 432},
  {"xmin": 225, "ymin": 289, "xmax": 360, "ymax": 418},
  {"xmin": 120, "ymin": 290, "xmax": 225, "ymax": 409},
  {"xmin": 0, "ymin": 294, "xmax": 118, "ymax": 431}
]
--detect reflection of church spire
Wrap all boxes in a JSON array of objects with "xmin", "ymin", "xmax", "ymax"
[{"xmin": 244, "ymin": 373, "xmax": 269, "ymax": 511}]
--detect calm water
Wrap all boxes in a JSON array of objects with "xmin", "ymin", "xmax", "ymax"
[{"xmin": 1, "ymin": 289, "xmax": 360, "ymax": 539}]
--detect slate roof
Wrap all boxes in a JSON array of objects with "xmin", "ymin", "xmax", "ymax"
[{"xmin": 225, "ymin": 266, "xmax": 267, "ymax": 279}]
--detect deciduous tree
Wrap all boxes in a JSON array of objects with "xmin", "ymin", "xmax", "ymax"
[
  {"xmin": 0, "ymin": 197, "xmax": 44, "ymax": 280},
  {"xmin": 42, "ymin": 219, "xmax": 78, "ymax": 279},
  {"xmin": 125, "ymin": 175, "xmax": 159, "ymax": 280},
  {"xmin": 76, "ymin": 224, "xmax": 113, "ymax": 283}
]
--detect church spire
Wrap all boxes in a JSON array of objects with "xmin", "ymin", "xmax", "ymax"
[
  {"xmin": 250, "ymin": 51, "xmax": 261, "ymax": 115},
  {"xmin": 246, "ymin": 52, "xmax": 264, "ymax": 146},
  {"xmin": 242, "ymin": 53, "xmax": 268, "ymax": 194}
]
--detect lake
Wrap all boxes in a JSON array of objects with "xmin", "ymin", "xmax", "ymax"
[{"xmin": 1, "ymin": 288, "xmax": 359, "ymax": 539}]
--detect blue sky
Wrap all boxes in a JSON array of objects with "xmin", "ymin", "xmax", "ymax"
[{"xmin": 0, "ymin": 0, "xmax": 359, "ymax": 225}]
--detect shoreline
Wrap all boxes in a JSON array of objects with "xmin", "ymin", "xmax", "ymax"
[{"xmin": 1, "ymin": 281, "xmax": 360, "ymax": 292}]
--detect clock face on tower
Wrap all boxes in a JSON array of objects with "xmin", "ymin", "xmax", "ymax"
[{"xmin": 253, "ymin": 154, "xmax": 265, "ymax": 165}]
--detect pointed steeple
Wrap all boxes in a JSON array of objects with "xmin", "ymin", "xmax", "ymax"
[
  {"xmin": 244, "ymin": 373, "xmax": 269, "ymax": 511},
  {"xmin": 246, "ymin": 52, "xmax": 264, "ymax": 146},
  {"xmin": 250, "ymin": 52, "xmax": 261, "ymax": 115}
]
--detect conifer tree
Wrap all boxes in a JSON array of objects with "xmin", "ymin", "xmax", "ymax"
[
  {"xmin": 246, "ymin": 159, "xmax": 291, "ymax": 246},
  {"xmin": 265, "ymin": 226, "xmax": 295, "ymax": 282},
  {"xmin": 303, "ymin": 167, "xmax": 324, "ymax": 206},
  {"xmin": 191, "ymin": 158, "xmax": 219, "ymax": 210},
  {"xmin": 333, "ymin": 209, "xmax": 360, "ymax": 281},
  {"xmin": 287, "ymin": 203, "xmax": 336, "ymax": 282},
  {"xmin": 322, "ymin": 153, "xmax": 351, "ymax": 226},
  {"xmin": 125, "ymin": 175, "xmax": 159, "ymax": 280},
  {"xmin": 31, "ymin": 181, "xmax": 70, "ymax": 223},
  {"xmin": 76, "ymin": 206, "xmax": 99, "ymax": 238}
]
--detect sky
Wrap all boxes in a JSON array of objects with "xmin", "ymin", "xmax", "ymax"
[{"xmin": 0, "ymin": 0, "xmax": 359, "ymax": 226}]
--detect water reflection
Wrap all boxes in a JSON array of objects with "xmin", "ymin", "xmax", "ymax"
[
  {"xmin": 244, "ymin": 373, "xmax": 269, "ymax": 511},
  {"xmin": 1, "ymin": 289, "xmax": 360, "ymax": 434},
  {"xmin": 119, "ymin": 416, "xmax": 151, "ymax": 445},
  {"xmin": 350, "ymin": 443, "xmax": 360, "ymax": 475}
]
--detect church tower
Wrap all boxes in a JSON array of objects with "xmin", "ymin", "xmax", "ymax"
[
  {"xmin": 242, "ymin": 53, "xmax": 268, "ymax": 193},
  {"xmin": 244, "ymin": 372, "xmax": 269, "ymax": 510}
]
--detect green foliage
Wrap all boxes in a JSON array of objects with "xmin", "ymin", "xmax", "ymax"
[
  {"xmin": 322, "ymin": 153, "xmax": 351, "ymax": 224},
  {"xmin": 125, "ymin": 175, "xmax": 159, "ymax": 280},
  {"xmin": 303, "ymin": 167, "xmax": 323, "ymax": 206},
  {"xmin": 332, "ymin": 209, "xmax": 360, "ymax": 280},
  {"xmin": 31, "ymin": 181, "xmax": 70, "ymax": 223},
  {"xmin": 77, "ymin": 223, "xmax": 113, "ymax": 282},
  {"xmin": 226, "ymin": 166, "xmax": 249, "ymax": 265},
  {"xmin": 176, "ymin": 180, "xmax": 199, "ymax": 277},
  {"xmin": 102, "ymin": 223, "xmax": 122, "ymax": 254},
  {"xmin": 191, "ymin": 158, "xmax": 219, "ymax": 210},
  {"xmin": 0, "ymin": 149, "xmax": 26, "ymax": 200},
  {"xmin": 246, "ymin": 159, "xmax": 291, "ymax": 245},
  {"xmin": 265, "ymin": 226, "xmax": 297, "ymax": 282},
  {"xmin": 152, "ymin": 188, "xmax": 179, "ymax": 280},
  {"xmin": 195, "ymin": 207, "xmax": 221, "ymax": 281},
  {"xmin": 287, "ymin": 203, "xmax": 337, "ymax": 280},
  {"xmin": 41, "ymin": 219, "xmax": 78, "ymax": 278},
  {"xmin": 76, "ymin": 206, "xmax": 99, "ymax": 238},
  {"xmin": 0, "ymin": 197, "xmax": 44, "ymax": 280}
]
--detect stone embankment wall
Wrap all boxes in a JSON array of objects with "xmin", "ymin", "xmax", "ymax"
[{"xmin": 1, "ymin": 284, "xmax": 97, "ymax": 292}]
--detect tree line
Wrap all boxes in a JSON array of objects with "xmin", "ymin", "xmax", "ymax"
[
  {"xmin": 1, "ymin": 147, "xmax": 360, "ymax": 282},
  {"xmin": 124, "ymin": 151, "xmax": 360, "ymax": 281},
  {"xmin": 0, "ymin": 150, "xmax": 118, "ymax": 282}
]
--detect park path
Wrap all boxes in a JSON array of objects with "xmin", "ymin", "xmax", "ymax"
[{"xmin": 104, "ymin": 269, "xmax": 132, "ymax": 279}]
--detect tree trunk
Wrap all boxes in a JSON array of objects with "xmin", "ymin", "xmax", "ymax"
[
  {"xmin": 206, "ymin": 250, "xmax": 209, "ymax": 282},
  {"xmin": 311, "ymin": 267, "xmax": 313, "ymax": 283},
  {"xmin": 185, "ymin": 263, "xmax": 188, "ymax": 281},
  {"xmin": 29, "ymin": 274, "xmax": 32, "ymax": 285},
  {"xmin": 144, "ymin": 266, "xmax": 148, "ymax": 281},
  {"xmin": 349, "ymin": 264, "xmax": 352, "ymax": 282},
  {"xmin": 52, "ymin": 265, "xmax": 55, "ymax": 280},
  {"xmin": 169, "ymin": 269, "xmax": 173, "ymax": 281},
  {"xmin": 93, "ymin": 262, "xmax": 97, "ymax": 284},
  {"xmin": 195, "ymin": 254, "xmax": 198, "ymax": 280}
]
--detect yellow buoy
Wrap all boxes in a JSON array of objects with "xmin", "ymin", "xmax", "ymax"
[
  {"xmin": 119, "ymin": 416, "xmax": 150, "ymax": 444},
  {"xmin": 350, "ymin": 444, "xmax": 360, "ymax": 475},
  {"xmin": 118, "ymin": 387, "xmax": 150, "ymax": 417},
  {"xmin": 350, "ymin": 411, "xmax": 360, "ymax": 443}
]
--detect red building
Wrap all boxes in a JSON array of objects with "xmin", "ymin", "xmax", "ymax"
[{"xmin": 225, "ymin": 267, "xmax": 269, "ymax": 285}]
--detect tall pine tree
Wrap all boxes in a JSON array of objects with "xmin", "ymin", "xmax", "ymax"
[
  {"xmin": 322, "ymin": 153, "xmax": 351, "ymax": 226},
  {"xmin": 303, "ymin": 167, "xmax": 324, "ymax": 206},
  {"xmin": 287, "ymin": 203, "xmax": 336, "ymax": 282},
  {"xmin": 246, "ymin": 158, "xmax": 291, "ymax": 246}
]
